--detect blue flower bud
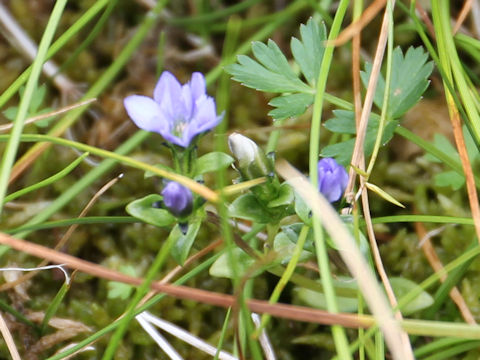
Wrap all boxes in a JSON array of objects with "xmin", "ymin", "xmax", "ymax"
[
  {"xmin": 318, "ymin": 158, "xmax": 348, "ymax": 203},
  {"xmin": 161, "ymin": 182, "xmax": 193, "ymax": 217}
]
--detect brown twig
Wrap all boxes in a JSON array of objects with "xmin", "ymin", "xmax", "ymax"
[
  {"xmin": 329, "ymin": 0, "xmax": 387, "ymax": 46},
  {"xmin": 414, "ymin": 222, "xmax": 476, "ymax": 324},
  {"xmin": 0, "ymin": 231, "xmax": 372, "ymax": 329},
  {"xmin": 453, "ymin": 0, "xmax": 473, "ymax": 34}
]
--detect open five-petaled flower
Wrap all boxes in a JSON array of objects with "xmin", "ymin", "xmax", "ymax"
[{"xmin": 124, "ymin": 71, "xmax": 222, "ymax": 147}]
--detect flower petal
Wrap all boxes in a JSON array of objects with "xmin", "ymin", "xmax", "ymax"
[
  {"xmin": 189, "ymin": 72, "xmax": 206, "ymax": 100},
  {"xmin": 153, "ymin": 71, "xmax": 183, "ymax": 117},
  {"xmin": 183, "ymin": 96, "xmax": 221, "ymax": 145},
  {"xmin": 124, "ymin": 95, "xmax": 161, "ymax": 132}
]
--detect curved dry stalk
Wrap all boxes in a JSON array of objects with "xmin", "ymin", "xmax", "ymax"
[
  {"xmin": 0, "ymin": 311, "xmax": 21, "ymax": 360},
  {"xmin": 0, "ymin": 230, "xmax": 372, "ymax": 329},
  {"xmin": 414, "ymin": 222, "xmax": 476, "ymax": 325},
  {"xmin": 276, "ymin": 159, "xmax": 413, "ymax": 360},
  {"xmin": 0, "ymin": 174, "xmax": 121, "ymax": 291}
]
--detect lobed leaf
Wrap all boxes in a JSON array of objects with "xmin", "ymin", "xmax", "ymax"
[
  {"xmin": 361, "ymin": 46, "xmax": 433, "ymax": 119},
  {"xmin": 322, "ymin": 110, "xmax": 399, "ymax": 165},
  {"xmin": 291, "ymin": 18, "xmax": 327, "ymax": 86},
  {"xmin": 268, "ymin": 93, "xmax": 314, "ymax": 120}
]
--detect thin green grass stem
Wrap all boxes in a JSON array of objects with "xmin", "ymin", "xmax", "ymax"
[
  {"xmin": 167, "ymin": 0, "xmax": 261, "ymax": 26},
  {"xmin": 3, "ymin": 153, "xmax": 88, "ymax": 204},
  {"xmin": 255, "ymin": 224, "xmax": 310, "ymax": 336},
  {"xmin": 5, "ymin": 216, "xmax": 136, "ymax": 235},
  {"xmin": 101, "ymin": 227, "xmax": 176, "ymax": 359},
  {"xmin": 0, "ymin": 133, "xmax": 217, "ymax": 201},
  {"xmin": 214, "ymin": 307, "xmax": 232, "ymax": 360},
  {"xmin": 12, "ymin": 131, "xmax": 149, "ymax": 239},
  {"xmin": 0, "ymin": 0, "xmax": 110, "ymax": 109},
  {"xmin": 308, "ymin": 0, "xmax": 351, "ymax": 358},
  {"xmin": 11, "ymin": 0, "xmax": 169, "ymax": 178},
  {"xmin": 0, "ymin": 0, "xmax": 68, "ymax": 215},
  {"xmin": 57, "ymin": 0, "xmax": 119, "ymax": 75},
  {"xmin": 46, "ymin": 252, "xmax": 221, "ymax": 360}
]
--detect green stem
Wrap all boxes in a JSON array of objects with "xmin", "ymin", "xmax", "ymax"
[
  {"xmin": 0, "ymin": 0, "xmax": 68, "ymax": 215},
  {"xmin": 256, "ymin": 224, "xmax": 310, "ymax": 335},
  {"xmin": 308, "ymin": 0, "xmax": 352, "ymax": 358},
  {"xmin": 101, "ymin": 226, "xmax": 177, "ymax": 359}
]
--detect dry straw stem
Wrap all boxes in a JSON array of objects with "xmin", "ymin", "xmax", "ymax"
[
  {"xmin": 276, "ymin": 159, "xmax": 412, "ymax": 360},
  {"xmin": 0, "ymin": 174, "xmax": 121, "ymax": 292},
  {"xmin": 329, "ymin": 0, "xmax": 386, "ymax": 46},
  {"xmin": 0, "ymin": 311, "xmax": 21, "ymax": 360},
  {"xmin": 0, "ymin": 231, "xmax": 372, "ymax": 329},
  {"xmin": 414, "ymin": 222, "xmax": 476, "ymax": 325},
  {"xmin": 445, "ymin": 95, "xmax": 480, "ymax": 243},
  {"xmin": 453, "ymin": 0, "xmax": 473, "ymax": 34},
  {"xmin": 344, "ymin": 3, "xmax": 409, "ymax": 353},
  {"xmin": 0, "ymin": 99, "xmax": 96, "ymax": 133}
]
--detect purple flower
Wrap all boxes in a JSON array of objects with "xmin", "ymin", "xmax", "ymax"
[
  {"xmin": 161, "ymin": 182, "xmax": 193, "ymax": 217},
  {"xmin": 124, "ymin": 71, "xmax": 222, "ymax": 147},
  {"xmin": 318, "ymin": 158, "xmax": 348, "ymax": 203}
]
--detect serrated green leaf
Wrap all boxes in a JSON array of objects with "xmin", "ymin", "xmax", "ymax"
[
  {"xmin": 252, "ymin": 40, "xmax": 299, "ymax": 82},
  {"xmin": 390, "ymin": 277, "xmax": 433, "ymax": 315},
  {"xmin": 226, "ymin": 47, "xmax": 310, "ymax": 93},
  {"xmin": 291, "ymin": 18, "xmax": 327, "ymax": 86},
  {"xmin": 126, "ymin": 194, "xmax": 176, "ymax": 227},
  {"xmin": 171, "ymin": 218, "xmax": 202, "ymax": 265},
  {"xmin": 228, "ymin": 193, "xmax": 271, "ymax": 223},
  {"xmin": 194, "ymin": 152, "xmax": 234, "ymax": 176},
  {"xmin": 361, "ymin": 46, "xmax": 433, "ymax": 119},
  {"xmin": 268, "ymin": 93, "xmax": 314, "ymax": 120},
  {"xmin": 322, "ymin": 110, "xmax": 398, "ymax": 165}
]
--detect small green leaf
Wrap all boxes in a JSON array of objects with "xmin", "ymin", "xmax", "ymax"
[
  {"xmin": 252, "ymin": 40, "xmax": 299, "ymax": 83},
  {"xmin": 361, "ymin": 46, "xmax": 433, "ymax": 119},
  {"xmin": 274, "ymin": 231, "xmax": 313, "ymax": 264},
  {"xmin": 268, "ymin": 182, "xmax": 294, "ymax": 208},
  {"xmin": 126, "ymin": 194, "xmax": 175, "ymax": 227},
  {"xmin": 2, "ymin": 106, "xmax": 18, "ymax": 121},
  {"xmin": 291, "ymin": 18, "xmax": 327, "ymax": 86},
  {"xmin": 107, "ymin": 265, "xmax": 136, "ymax": 300},
  {"xmin": 171, "ymin": 218, "xmax": 202, "ymax": 265},
  {"xmin": 226, "ymin": 40, "xmax": 311, "ymax": 93},
  {"xmin": 209, "ymin": 247, "xmax": 257, "ymax": 279},
  {"xmin": 322, "ymin": 110, "xmax": 399, "ymax": 165},
  {"xmin": 295, "ymin": 279, "xmax": 359, "ymax": 313},
  {"xmin": 390, "ymin": 277, "xmax": 433, "ymax": 315},
  {"xmin": 229, "ymin": 193, "xmax": 271, "ymax": 223},
  {"xmin": 195, "ymin": 152, "xmax": 234, "ymax": 176},
  {"xmin": 434, "ymin": 171, "xmax": 465, "ymax": 190},
  {"xmin": 294, "ymin": 191, "xmax": 312, "ymax": 226},
  {"xmin": 268, "ymin": 93, "xmax": 314, "ymax": 120}
]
